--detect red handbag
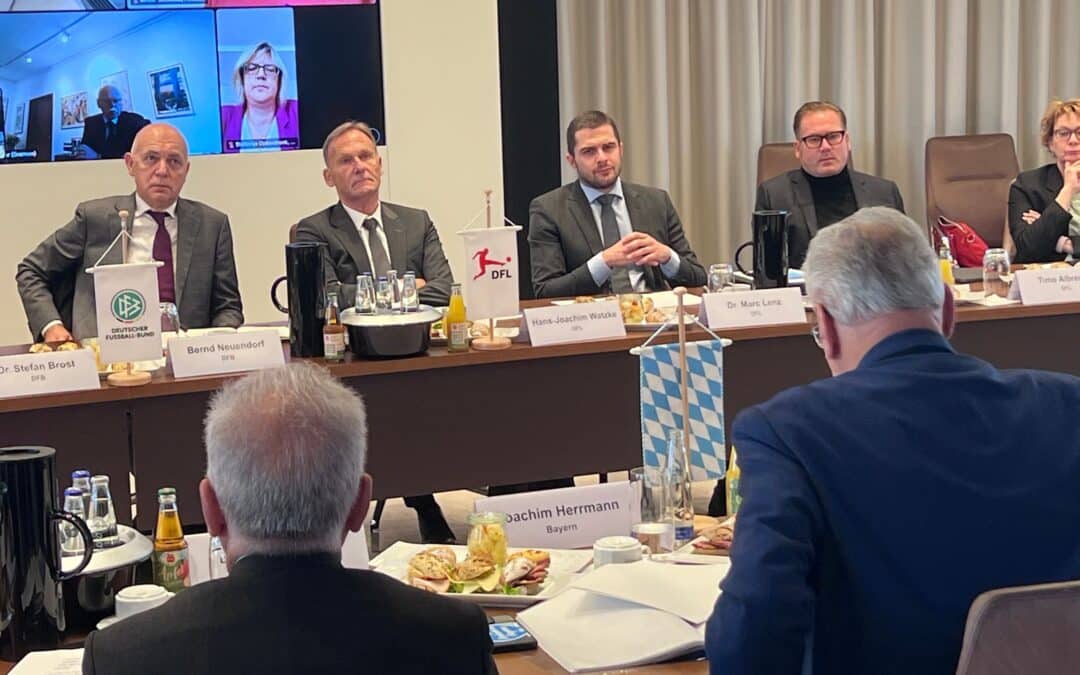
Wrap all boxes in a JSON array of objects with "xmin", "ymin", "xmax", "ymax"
[{"xmin": 935, "ymin": 216, "xmax": 989, "ymax": 268}]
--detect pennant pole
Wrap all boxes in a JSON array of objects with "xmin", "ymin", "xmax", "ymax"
[{"xmin": 674, "ymin": 287, "xmax": 691, "ymax": 448}]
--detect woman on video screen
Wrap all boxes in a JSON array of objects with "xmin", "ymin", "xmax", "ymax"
[{"xmin": 220, "ymin": 41, "xmax": 299, "ymax": 153}]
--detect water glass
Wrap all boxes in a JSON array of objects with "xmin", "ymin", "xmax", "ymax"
[
  {"xmin": 355, "ymin": 274, "xmax": 375, "ymax": 314},
  {"xmin": 708, "ymin": 263, "xmax": 734, "ymax": 293},
  {"xmin": 629, "ymin": 466, "xmax": 675, "ymax": 552},
  {"xmin": 982, "ymin": 248, "xmax": 1011, "ymax": 298},
  {"xmin": 401, "ymin": 272, "xmax": 419, "ymax": 312}
]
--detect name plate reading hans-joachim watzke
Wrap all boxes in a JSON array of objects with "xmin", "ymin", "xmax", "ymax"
[
  {"xmin": 523, "ymin": 300, "xmax": 626, "ymax": 347},
  {"xmin": 168, "ymin": 330, "xmax": 284, "ymax": 379}
]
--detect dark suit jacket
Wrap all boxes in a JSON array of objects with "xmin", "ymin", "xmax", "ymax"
[
  {"xmin": 17, "ymin": 194, "xmax": 244, "ymax": 340},
  {"xmin": 706, "ymin": 330, "xmax": 1080, "ymax": 675},
  {"xmin": 295, "ymin": 202, "xmax": 454, "ymax": 307},
  {"xmin": 82, "ymin": 553, "xmax": 497, "ymax": 675},
  {"xmin": 1008, "ymin": 163, "xmax": 1076, "ymax": 263},
  {"xmin": 81, "ymin": 111, "xmax": 150, "ymax": 159},
  {"xmin": 527, "ymin": 181, "xmax": 707, "ymax": 298},
  {"xmin": 754, "ymin": 168, "xmax": 905, "ymax": 269}
]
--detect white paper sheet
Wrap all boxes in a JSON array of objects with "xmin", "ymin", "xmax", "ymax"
[
  {"xmin": 9, "ymin": 649, "xmax": 84, "ymax": 675},
  {"xmin": 569, "ymin": 558, "xmax": 730, "ymax": 624}
]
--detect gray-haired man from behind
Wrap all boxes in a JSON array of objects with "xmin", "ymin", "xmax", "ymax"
[{"xmin": 82, "ymin": 363, "xmax": 497, "ymax": 675}]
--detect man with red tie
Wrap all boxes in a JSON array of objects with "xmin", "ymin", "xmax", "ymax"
[{"xmin": 17, "ymin": 123, "xmax": 243, "ymax": 342}]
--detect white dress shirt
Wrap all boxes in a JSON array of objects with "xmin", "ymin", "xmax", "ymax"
[{"xmin": 341, "ymin": 201, "xmax": 392, "ymax": 274}]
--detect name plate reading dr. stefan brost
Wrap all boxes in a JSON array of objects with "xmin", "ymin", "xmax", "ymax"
[
  {"xmin": 523, "ymin": 299, "xmax": 626, "ymax": 347},
  {"xmin": 168, "ymin": 330, "xmax": 284, "ymax": 379},
  {"xmin": 0, "ymin": 350, "xmax": 100, "ymax": 399}
]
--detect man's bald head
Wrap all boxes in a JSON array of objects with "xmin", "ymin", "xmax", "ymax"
[{"xmin": 125, "ymin": 124, "xmax": 191, "ymax": 210}]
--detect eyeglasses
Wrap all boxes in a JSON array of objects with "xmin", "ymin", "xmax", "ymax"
[
  {"xmin": 800, "ymin": 130, "xmax": 846, "ymax": 149},
  {"xmin": 1052, "ymin": 127, "xmax": 1080, "ymax": 142},
  {"xmin": 811, "ymin": 324, "xmax": 823, "ymax": 349},
  {"xmin": 243, "ymin": 63, "xmax": 280, "ymax": 76}
]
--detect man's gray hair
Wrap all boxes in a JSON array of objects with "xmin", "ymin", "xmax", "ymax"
[
  {"xmin": 803, "ymin": 206, "xmax": 944, "ymax": 325},
  {"xmin": 321, "ymin": 120, "xmax": 376, "ymax": 165},
  {"xmin": 204, "ymin": 363, "xmax": 367, "ymax": 554}
]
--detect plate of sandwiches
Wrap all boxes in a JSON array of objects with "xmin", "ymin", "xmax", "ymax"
[
  {"xmin": 659, "ymin": 516, "xmax": 736, "ymax": 565},
  {"xmin": 556, "ymin": 291, "xmax": 701, "ymax": 330},
  {"xmin": 371, "ymin": 542, "xmax": 593, "ymax": 607}
]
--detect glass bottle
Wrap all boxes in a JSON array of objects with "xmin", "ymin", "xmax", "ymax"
[
  {"xmin": 937, "ymin": 236, "xmax": 956, "ymax": 286},
  {"xmin": 88, "ymin": 474, "xmax": 119, "ymax": 549},
  {"xmin": 323, "ymin": 289, "xmax": 346, "ymax": 362},
  {"xmin": 152, "ymin": 487, "xmax": 191, "ymax": 593},
  {"xmin": 386, "ymin": 269, "xmax": 401, "ymax": 306},
  {"xmin": 446, "ymin": 283, "xmax": 470, "ymax": 353},
  {"xmin": 665, "ymin": 429, "xmax": 695, "ymax": 548},
  {"xmin": 355, "ymin": 273, "xmax": 375, "ymax": 314},
  {"xmin": 71, "ymin": 469, "xmax": 92, "ymax": 516},
  {"xmin": 725, "ymin": 446, "xmax": 742, "ymax": 516},
  {"xmin": 375, "ymin": 276, "xmax": 392, "ymax": 311},
  {"xmin": 466, "ymin": 512, "xmax": 508, "ymax": 566},
  {"xmin": 61, "ymin": 487, "xmax": 87, "ymax": 557},
  {"xmin": 401, "ymin": 272, "xmax": 419, "ymax": 312}
]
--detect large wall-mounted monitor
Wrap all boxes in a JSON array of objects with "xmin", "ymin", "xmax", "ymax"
[{"xmin": 0, "ymin": 0, "xmax": 383, "ymax": 163}]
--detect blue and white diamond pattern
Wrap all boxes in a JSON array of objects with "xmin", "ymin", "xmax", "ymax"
[{"xmin": 639, "ymin": 339, "xmax": 726, "ymax": 480}]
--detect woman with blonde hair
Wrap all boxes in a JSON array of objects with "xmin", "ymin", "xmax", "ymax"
[
  {"xmin": 1009, "ymin": 98, "xmax": 1080, "ymax": 262},
  {"xmin": 220, "ymin": 41, "xmax": 299, "ymax": 153}
]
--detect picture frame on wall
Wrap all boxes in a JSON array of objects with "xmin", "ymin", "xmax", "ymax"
[
  {"xmin": 99, "ymin": 70, "xmax": 134, "ymax": 114},
  {"xmin": 60, "ymin": 91, "xmax": 88, "ymax": 129},
  {"xmin": 14, "ymin": 102, "xmax": 25, "ymax": 136},
  {"xmin": 147, "ymin": 63, "xmax": 194, "ymax": 118}
]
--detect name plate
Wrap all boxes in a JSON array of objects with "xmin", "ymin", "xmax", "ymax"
[
  {"xmin": 523, "ymin": 299, "xmax": 626, "ymax": 347},
  {"xmin": 474, "ymin": 481, "xmax": 633, "ymax": 549},
  {"xmin": 701, "ymin": 287, "xmax": 806, "ymax": 329},
  {"xmin": 1011, "ymin": 268, "xmax": 1080, "ymax": 305},
  {"xmin": 0, "ymin": 350, "xmax": 100, "ymax": 399},
  {"xmin": 168, "ymin": 330, "xmax": 284, "ymax": 379}
]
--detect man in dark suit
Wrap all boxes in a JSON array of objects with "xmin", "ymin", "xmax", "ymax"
[
  {"xmin": 82, "ymin": 363, "xmax": 496, "ymax": 675},
  {"xmin": 754, "ymin": 101, "xmax": 904, "ymax": 269},
  {"xmin": 528, "ymin": 110, "xmax": 706, "ymax": 298},
  {"xmin": 78, "ymin": 85, "xmax": 150, "ymax": 160},
  {"xmin": 295, "ymin": 121, "xmax": 456, "ymax": 543},
  {"xmin": 17, "ymin": 123, "xmax": 243, "ymax": 342},
  {"xmin": 705, "ymin": 207, "xmax": 1080, "ymax": 675}
]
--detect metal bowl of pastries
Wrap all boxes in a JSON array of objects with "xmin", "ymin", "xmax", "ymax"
[{"xmin": 340, "ymin": 306, "xmax": 442, "ymax": 358}]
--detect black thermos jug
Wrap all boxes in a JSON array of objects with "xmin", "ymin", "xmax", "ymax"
[
  {"xmin": 271, "ymin": 242, "xmax": 328, "ymax": 358},
  {"xmin": 735, "ymin": 210, "xmax": 790, "ymax": 289}
]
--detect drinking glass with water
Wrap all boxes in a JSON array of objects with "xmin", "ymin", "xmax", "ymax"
[
  {"xmin": 982, "ymin": 248, "xmax": 1011, "ymax": 298},
  {"xmin": 708, "ymin": 263, "xmax": 734, "ymax": 293}
]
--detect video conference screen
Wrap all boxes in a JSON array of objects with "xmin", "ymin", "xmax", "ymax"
[{"xmin": 0, "ymin": 0, "xmax": 384, "ymax": 164}]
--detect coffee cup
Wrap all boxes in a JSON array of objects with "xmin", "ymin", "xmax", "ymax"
[
  {"xmin": 593, "ymin": 535, "xmax": 650, "ymax": 568},
  {"xmin": 114, "ymin": 584, "xmax": 173, "ymax": 619}
]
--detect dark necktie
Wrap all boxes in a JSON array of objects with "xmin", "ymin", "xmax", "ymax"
[
  {"xmin": 105, "ymin": 121, "xmax": 115, "ymax": 143},
  {"xmin": 596, "ymin": 193, "xmax": 633, "ymax": 293},
  {"xmin": 149, "ymin": 211, "xmax": 176, "ymax": 304},
  {"xmin": 362, "ymin": 218, "xmax": 392, "ymax": 278}
]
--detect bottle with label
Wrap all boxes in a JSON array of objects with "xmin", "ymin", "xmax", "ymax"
[
  {"xmin": 61, "ymin": 487, "xmax": 87, "ymax": 557},
  {"xmin": 725, "ymin": 446, "xmax": 742, "ymax": 516},
  {"xmin": 72, "ymin": 469, "xmax": 92, "ymax": 516},
  {"xmin": 664, "ymin": 429, "xmax": 695, "ymax": 548},
  {"xmin": 938, "ymin": 235, "xmax": 956, "ymax": 286},
  {"xmin": 88, "ymin": 475, "xmax": 119, "ymax": 549},
  {"xmin": 323, "ymin": 289, "xmax": 346, "ymax": 362},
  {"xmin": 152, "ymin": 487, "xmax": 191, "ymax": 593},
  {"xmin": 446, "ymin": 283, "xmax": 470, "ymax": 353}
]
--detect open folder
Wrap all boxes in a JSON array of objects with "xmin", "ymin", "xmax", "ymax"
[{"xmin": 516, "ymin": 558, "xmax": 730, "ymax": 672}]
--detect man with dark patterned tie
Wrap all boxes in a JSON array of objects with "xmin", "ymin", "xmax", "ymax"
[
  {"xmin": 17, "ymin": 123, "xmax": 243, "ymax": 343},
  {"xmin": 78, "ymin": 85, "xmax": 150, "ymax": 160},
  {"xmin": 528, "ymin": 110, "xmax": 707, "ymax": 298},
  {"xmin": 294, "ymin": 120, "xmax": 456, "ymax": 545}
]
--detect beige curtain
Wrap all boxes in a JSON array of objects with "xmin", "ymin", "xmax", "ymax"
[{"xmin": 557, "ymin": 0, "xmax": 1080, "ymax": 265}]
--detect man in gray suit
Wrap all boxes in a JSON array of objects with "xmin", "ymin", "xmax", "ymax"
[
  {"xmin": 528, "ymin": 110, "xmax": 707, "ymax": 298},
  {"xmin": 755, "ymin": 100, "xmax": 905, "ymax": 270},
  {"xmin": 295, "ymin": 121, "xmax": 454, "ymax": 308},
  {"xmin": 295, "ymin": 120, "xmax": 456, "ymax": 544},
  {"xmin": 17, "ymin": 123, "xmax": 243, "ymax": 342}
]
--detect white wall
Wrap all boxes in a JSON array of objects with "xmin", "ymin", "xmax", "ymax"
[{"xmin": 0, "ymin": 0, "xmax": 503, "ymax": 345}]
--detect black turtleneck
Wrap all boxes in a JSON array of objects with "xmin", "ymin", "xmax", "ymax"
[{"xmin": 804, "ymin": 166, "xmax": 857, "ymax": 230}]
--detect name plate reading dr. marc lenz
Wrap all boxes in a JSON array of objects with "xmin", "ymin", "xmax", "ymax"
[{"xmin": 168, "ymin": 330, "xmax": 284, "ymax": 379}]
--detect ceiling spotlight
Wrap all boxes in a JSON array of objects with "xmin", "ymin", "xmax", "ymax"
[
  {"xmin": 25, "ymin": 56, "xmax": 32, "ymax": 64},
  {"xmin": 59, "ymin": 31, "xmax": 70, "ymax": 43}
]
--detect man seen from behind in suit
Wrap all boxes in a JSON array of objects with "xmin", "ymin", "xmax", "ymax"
[
  {"xmin": 705, "ymin": 207, "xmax": 1080, "ymax": 675},
  {"xmin": 528, "ymin": 110, "xmax": 706, "ymax": 298},
  {"xmin": 755, "ymin": 101, "xmax": 904, "ymax": 269},
  {"xmin": 81, "ymin": 363, "xmax": 496, "ymax": 675},
  {"xmin": 78, "ymin": 85, "xmax": 150, "ymax": 160},
  {"xmin": 294, "ymin": 120, "xmax": 457, "ymax": 544},
  {"xmin": 17, "ymin": 123, "xmax": 244, "ymax": 342}
]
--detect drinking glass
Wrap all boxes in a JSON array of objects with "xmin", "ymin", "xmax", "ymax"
[
  {"xmin": 982, "ymin": 248, "xmax": 1011, "ymax": 298},
  {"xmin": 708, "ymin": 263, "xmax": 734, "ymax": 293},
  {"xmin": 629, "ymin": 466, "xmax": 674, "ymax": 553}
]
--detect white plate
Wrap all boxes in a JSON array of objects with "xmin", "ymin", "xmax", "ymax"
[
  {"xmin": 370, "ymin": 542, "xmax": 593, "ymax": 607},
  {"xmin": 624, "ymin": 313, "xmax": 698, "ymax": 331},
  {"xmin": 951, "ymin": 284, "xmax": 1021, "ymax": 306}
]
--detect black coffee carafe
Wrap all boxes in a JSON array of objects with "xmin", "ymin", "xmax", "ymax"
[
  {"xmin": 0, "ymin": 446, "xmax": 93, "ymax": 660},
  {"xmin": 271, "ymin": 242, "xmax": 328, "ymax": 357},
  {"xmin": 735, "ymin": 210, "xmax": 790, "ymax": 289}
]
